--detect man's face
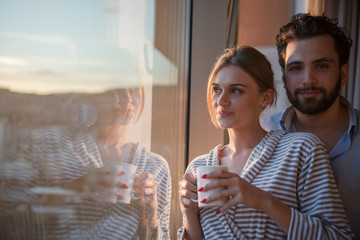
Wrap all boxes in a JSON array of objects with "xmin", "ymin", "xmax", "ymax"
[{"xmin": 283, "ymin": 35, "xmax": 346, "ymax": 115}]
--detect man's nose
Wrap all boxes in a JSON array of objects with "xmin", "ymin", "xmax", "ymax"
[{"xmin": 302, "ymin": 67, "xmax": 317, "ymax": 85}]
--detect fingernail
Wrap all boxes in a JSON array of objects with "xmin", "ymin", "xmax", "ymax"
[
  {"xmin": 120, "ymin": 171, "xmax": 126, "ymax": 176},
  {"xmin": 201, "ymin": 174, "xmax": 207, "ymax": 179},
  {"xmin": 198, "ymin": 187, "xmax": 203, "ymax": 192},
  {"xmin": 200, "ymin": 198, "xmax": 206, "ymax": 203},
  {"xmin": 117, "ymin": 193, "xmax": 124, "ymax": 200},
  {"xmin": 216, "ymin": 209, "xmax": 221, "ymax": 214},
  {"xmin": 122, "ymin": 183, "xmax": 128, "ymax": 189}
]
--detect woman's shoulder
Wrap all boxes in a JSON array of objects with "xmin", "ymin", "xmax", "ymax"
[
  {"xmin": 134, "ymin": 144, "xmax": 170, "ymax": 171},
  {"xmin": 187, "ymin": 145, "xmax": 223, "ymax": 171},
  {"xmin": 145, "ymin": 149, "xmax": 168, "ymax": 165},
  {"xmin": 281, "ymin": 130, "xmax": 322, "ymax": 144},
  {"xmin": 189, "ymin": 154, "xmax": 209, "ymax": 167},
  {"xmin": 268, "ymin": 129, "xmax": 321, "ymax": 143},
  {"xmin": 146, "ymin": 152, "xmax": 170, "ymax": 172},
  {"xmin": 271, "ymin": 130, "xmax": 326, "ymax": 153}
]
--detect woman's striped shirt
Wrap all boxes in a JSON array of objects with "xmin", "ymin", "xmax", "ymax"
[
  {"xmin": 0, "ymin": 125, "xmax": 171, "ymax": 240},
  {"xmin": 178, "ymin": 130, "xmax": 354, "ymax": 239}
]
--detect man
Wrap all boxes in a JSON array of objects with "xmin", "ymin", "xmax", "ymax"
[{"xmin": 262, "ymin": 13, "xmax": 360, "ymax": 239}]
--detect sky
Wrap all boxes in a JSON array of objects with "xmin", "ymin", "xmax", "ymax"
[{"xmin": 0, "ymin": 0, "xmax": 155, "ymax": 94}]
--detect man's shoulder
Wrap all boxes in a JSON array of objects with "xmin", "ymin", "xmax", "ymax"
[
  {"xmin": 261, "ymin": 110, "xmax": 287, "ymax": 131},
  {"xmin": 265, "ymin": 111, "xmax": 285, "ymax": 121},
  {"xmin": 354, "ymin": 107, "xmax": 360, "ymax": 117}
]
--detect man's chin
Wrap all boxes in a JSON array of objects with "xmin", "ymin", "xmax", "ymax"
[
  {"xmin": 297, "ymin": 107, "xmax": 323, "ymax": 115},
  {"xmin": 294, "ymin": 102, "xmax": 330, "ymax": 115}
]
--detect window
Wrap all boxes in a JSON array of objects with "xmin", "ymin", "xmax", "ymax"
[{"xmin": 0, "ymin": 0, "xmax": 188, "ymax": 238}]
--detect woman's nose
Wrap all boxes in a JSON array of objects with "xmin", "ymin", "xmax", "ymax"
[
  {"xmin": 217, "ymin": 92, "xmax": 229, "ymax": 106},
  {"xmin": 126, "ymin": 90, "xmax": 133, "ymax": 103}
]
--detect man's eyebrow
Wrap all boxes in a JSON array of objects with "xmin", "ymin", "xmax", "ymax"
[
  {"xmin": 313, "ymin": 58, "xmax": 335, "ymax": 64},
  {"xmin": 286, "ymin": 61, "xmax": 302, "ymax": 67},
  {"xmin": 286, "ymin": 58, "xmax": 335, "ymax": 67}
]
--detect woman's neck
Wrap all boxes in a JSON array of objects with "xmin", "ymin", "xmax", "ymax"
[
  {"xmin": 103, "ymin": 124, "xmax": 129, "ymax": 147},
  {"xmin": 227, "ymin": 126, "xmax": 267, "ymax": 153},
  {"xmin": 220, "ymin": 126, "xmax": 267, "ymax": 175}
]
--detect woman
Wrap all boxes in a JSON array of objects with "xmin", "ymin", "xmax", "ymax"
[
  {"xmin": 178, "ymin": 46, "xmax": 354, "ymax": 239},
  {"xmin": 73, "ymin": 87, "xmax": 171, "ymax": 240},
  {"xmin": 63, "ymin": 49, "xmax": 172, "ymax": 240}
]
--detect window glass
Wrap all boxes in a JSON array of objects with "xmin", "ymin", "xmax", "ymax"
[{"xmin": 0, "ymin": 0, "xmax": 188, "ymax": 239}]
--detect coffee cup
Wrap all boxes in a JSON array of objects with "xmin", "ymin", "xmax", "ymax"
[
  {"xmin": 104, "ymin": 163, "xmax": 137, "ymax": 204},
  {"xmin": 197, "ymin": 165, "xmax": 228, "ymax": 207}
]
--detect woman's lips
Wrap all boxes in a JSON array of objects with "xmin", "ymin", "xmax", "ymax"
[{"xmin": 217, "ymin": 110, "xmax": 233, "ymax": 117}]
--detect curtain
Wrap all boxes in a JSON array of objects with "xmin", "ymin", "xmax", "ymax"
[{"xmin": 325, "ymin": 0, "xmax": 360, "ymax": 109}]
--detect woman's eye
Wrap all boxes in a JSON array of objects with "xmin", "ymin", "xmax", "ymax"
[
  {"xmin": 232, "ymin": 88, "xmax": 243, "ymax": 94},
  {"xmin": 213, "ymin": 87, "xmax": 222, "ymax": 94}
]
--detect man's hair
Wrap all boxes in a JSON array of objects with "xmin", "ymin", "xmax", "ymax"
[{"xmin": 276, "ymin": 13, "xmax": 353, "ymax": 69}]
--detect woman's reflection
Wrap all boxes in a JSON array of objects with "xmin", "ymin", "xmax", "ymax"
[{"xmin": 0, "ymin": 49, "xmax": 171, "ymax": 240}]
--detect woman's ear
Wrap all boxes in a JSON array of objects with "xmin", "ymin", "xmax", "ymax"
[{"xmin": 261, "ymin": 89, "xmax": 274, "ymax": 108}]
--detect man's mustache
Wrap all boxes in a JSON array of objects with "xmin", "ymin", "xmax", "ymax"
[{"xmin": 294, "ymin": 86, "xmax": 326, "ymax": 95}]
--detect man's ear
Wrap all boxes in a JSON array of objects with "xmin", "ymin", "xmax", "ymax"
[
  {"xmin": 282, "ymin": 73, "xmax": 286, "ymax": 89},
  {"xmin": 340, "ymin": 63, "xmax": 348, "ymax": 87}
]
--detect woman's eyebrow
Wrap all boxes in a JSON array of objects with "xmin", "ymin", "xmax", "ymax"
[{"xmin": 212, "ymin": 83, "xmax": 245, "ymax": 87}]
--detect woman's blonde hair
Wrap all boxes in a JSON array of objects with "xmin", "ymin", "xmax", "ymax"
[{"xmin": 207, "ymin": 46, "xmax": 277, "ymax": 127}]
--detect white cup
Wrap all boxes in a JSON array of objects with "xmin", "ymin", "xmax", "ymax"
[
  {"xmin": 104, "ymin": 163, "xmax": 137, "ymax": 204},
  {"xmin": 197, "ymin": 165, "xmax": 228, "ymax": 207}
]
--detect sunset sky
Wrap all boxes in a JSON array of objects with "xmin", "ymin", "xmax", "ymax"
[{"xmin": 0, "ymin": 0, "xmax": 157, "ymax": 94}]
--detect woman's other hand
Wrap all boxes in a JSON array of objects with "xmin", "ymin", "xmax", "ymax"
[
  {"xmin": 133, "ymin": 171, "xmax": 159, "ymax": 230},
  {"xmin": 179, "ymin": 173, "xmax": 199, "ymax": 211}
]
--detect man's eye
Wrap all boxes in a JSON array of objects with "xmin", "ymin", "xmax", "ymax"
[
  {"xmin": 316, "ymin": 64, "xmax": 329, "ymax": 69},
  {"xmin": 288, "ymin": 65, "xmax": 302, "ymax": 72}
]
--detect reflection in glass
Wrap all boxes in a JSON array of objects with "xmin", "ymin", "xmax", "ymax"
[
  {"xmin": 0, "ymin": 1, "xmax": 177, "ymax": 239},
  {"xmin": 0, "ymin": 48, "xmax": 171, "ymax": 239}
]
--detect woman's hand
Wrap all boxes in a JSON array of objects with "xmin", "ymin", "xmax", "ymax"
[
  {"xmin": 133, "ymin": 171, "xmax": 159, "ymax": 239},
  {"xmin": 198, "ymin": 170, "xmax": 266, "ymax": 212},
  {"xmin": 178, "ymin": 173, "xmax": 199, "ymax": 212},
  {"xmin": 179, "ymin": 173, "xmax": 204, "ymax": 240},
  {"xmin": 199, "ymin": 170, "xmax": 291, "ymax": 233},
  {"xmin": 133, "ymin": 171, "xmax": 158, "ymax": 224},
  {"xmin": 83, "ymin": 165, "xmax": 130, "ymax": 204}
]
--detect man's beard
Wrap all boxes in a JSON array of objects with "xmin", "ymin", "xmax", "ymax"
[{"xmin": 285, "ymin": 75, "xmax": 341, "ymax": 115}]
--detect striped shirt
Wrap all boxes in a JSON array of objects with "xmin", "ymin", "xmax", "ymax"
[
  {"xmin": 178, "ymin": 130, "xmax": 354, "ymax": 239},
  {"xmin": 0, "ymin": 125, "xmax": 171, "ymax": 240},
  {"xmin": 261, "ymin": 96, "xmax": 360, "ymax": 239}
]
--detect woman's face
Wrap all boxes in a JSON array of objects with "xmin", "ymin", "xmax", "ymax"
[
  {"xmin": 211, "ymin": 65, "xmax": 265, "ymax": 130},
  {"xmin": 113, "ymin": 88, "xmax": 141, "ymax": 126},
  {"xmin": 89, "ymin": 88, "xmax": 141, "ymax": 129}
]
